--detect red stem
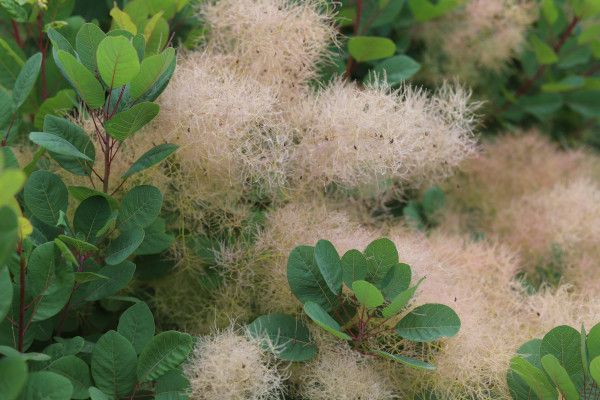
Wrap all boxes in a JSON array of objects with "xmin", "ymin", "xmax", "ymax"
[
  {"xmin": 4, "ymin": 316, "xmax": 18, "ymax": 328},
  {"xmin": 1, "ymin": 111, "xmax": 18, "ymax": 147},
  {"xmin": 109, "ymin": 85, "xmax": 127, "ymax": 118},
  {"xmin": 11, "ymin": 20, "xmax": 24, "ymax": 50},
  {"xmin": 584, "ymin": 61, "xmax": 600, "ymax": 77},
  {"xmin": 18, "ymin": 250, "xmax": 26, "ymax": 352},
  {"xmin": 38, "ymin": 13, "xmax": 47, "ymax": 100}
]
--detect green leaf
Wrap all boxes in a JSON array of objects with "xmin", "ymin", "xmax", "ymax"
[
  {"xmin": 352, "ymin": 280, "xmax": 384, "ymax": 308},
  {"xmin": 530, "ymin": 35, "xmax": 558, "ymax": 65},
  {"xmin": 287, "ymin": 245, "xmax": 339, "ymax": 313},
  {"xmin": 341, "ymin": 249, "xmax": 367, "ymax": 289},
  {"xmin": 54, "ymin": 238, "xmax": 78, "ymax": 265},
  {"xmin": 74, "ymin": 272, "xmax": 107, "ymax": 283},
  {"xmin": 118, "ymin": 302, "xmax": 155, "ymax": 354},
  {"xmin": 542, "ymin": 0, "xmax": 558, "ymax": 23},
  {"xmin": 24, "ymin": 171, "xmax": 68, "ymax": 227},
  {"xmin": 395, "ymin": 303, "xmax": 461, "ymax": 342},
  {"xmin": 540, "ymin": 325, "xmax": 583, "ymax": 385},
  {"xmin": 582, "ymin": 324, "xmax": 590, "ymax": 377},
  {"xmin": 382, "ymin": 277, "xmax": 424, "ymax": 318},
  {"xmin": 408, "ymin": 0, "xmax": 458, "ymax": 22},
  {"xmin": 12, "ymin": 53, "xmax": 42, "ymax": 112},
  {"xmin": 541, "ymin": 76, "xmax": 584, "ymax": 92},
  {"xmin": 34, "ymin": 89, "xmax": 77, "ymax": 130},
  {"xmin": 68, "ymin": 186, "xmax": 118, "ymax": 210},
  {"xmin": 73, "ymin": 196, "xmax": 112, "ymax": 242},
  {"xmin": 381, "ymin": 262, "xmax": 411, "ymax": 301},
  {"xmin": 423, "ymin": 186, "xmax": 446, "ymax": 221},
  {"xmin": 247, "ymin": 314, "xmax": 317, "ymax": 361},
  {"xmin": 564, "ymin": 90, "xmax": 600, "ymax": 118},
  {"xmin": 557, "ymin": 46, "xmax": 592, "ymax": 69},
  {"xmin": 29, "ymin": 132, "xmax": 92, "ymax": 161},
  {"xmin": 145, "ymin": 17, "xmax": 169, "ymax": 56},
  {"xmin": 0, "ymin": 354, "xmax": 27, "ymax": 400},
  {"xmin": 591, "ymin": 356, "xmax": 600, "ymax": 385},
  {"xmin": 370, "ymin": 55, "xmax": 420, "ymax": 85},
  {"xmin": 588, "ymin": 322, "xmax": 600, "ymax": 360},
  {"xmin": 507, "ymin": 339, "xmax": 543, "ymax": 400},
  {"xmin": 0, "ymin": 346, "xmax": 51, "ymax": 361},
  {"xmin": 511, "ymin": 357, "xmax": 558, "ymax": 400},
  {"xmin": 130, "ymin": 47, "xmax": 175, "ymax": 101},
  {"xmin": 304, "ymin": 301, "xmax": 352, "ymax": 340},
  {"xmin": 76, "ymin": 23, "xmax": 107, "ymax": 76},
  {"xmin": 122, "ymin": 143, "xmax": 178, "ymax": 178},
  {"xmin": 88, "ymin": 387, "xmax": 109, "ymax": 400},
  {"xmin": 110, "ymin": 6, "xmax": 138, "ymax": 34},
  {"xmin": 403, "ymin": 200, "xmax": 425, "ymax": 231},
  {"xmin": 124, "ymin": 0, "xmax": 150, "ymax": 24},
  {"xmin": 578, "ymin": 25, "xmax": 600, "ymax": 45},
  {"xmin": 107, "ymin": 29, "xmax": 134, "ymax": 40},
  {"xmin": 137, "ymin": 331, "xmax": 192, "ymax": 383},
  {"xmin": 0, "ymin": 39, "xmax": 23, "ymax": 90},
  {"xmin": 518, "ymin": 93, "xmax": 563, "ymax": 121},
  {"xmin": 97, "ymin": 35, "xmax": 141, "ymax": 88},
  {"xmin": 48, "ymin": 28, "xmax": 76, "ymax": 57},
  {"xmin": 105, "ymin": 227, "xmax": 145, "ymax": 265},
  {"xmin": 0, "ymin": 210, "xmax": 19, "ymax": 265},
  {"xmin": 74, "ymin": 261, "xmax": 136, "ymax": 302},
  {"xmin": 49, "ymin": 355, "xmax": 92, "ymax": 399},
  {"xmin": 117, "ymin": 185, "xmax": 163, "ymax": 230},
  {"xmin": 371, "ymin": 350, "xmax": 436, "ymax": 370},
  {"xmin": 91, "ymin": 330, "xmax": 138, "ymax": 399},
  {"xmin": 155, "ymin": 369, "xmax": 190, "ymax": 400},
  {"xmin": 315, "ymin": 239, "xmax": 343, "ymax": 297},
  {"xmin": 56, "ymin": 50, "xmax": 105, "ymax": 109},
  {"xmin": 104, "ymin": 102, "xmax": 160, "ymax": 141},
  {"xmin": 134, "ymin": 217, "xmax": 174, "ymax": 255},
  {"xmin": 59, "ymin": 235, "xmax": 99, "ymax": 251},
  {"xmin": 0, "ymin": 267, "xmax": 13, "ymax": 322},
  {"xmin": 348, "ymin": 36, "xmax": 396, "ymax": 62},
  {"xmin": 540, "ymin": 354, "xmax": 579, "ymax": 400},
  {"xmin": 21, "ymin": 371, "xmax": 74, "ymax": 400},
  {"xmin": 27, "ymin": 242, "xmax": 74, "ymax": 322},
  {"xmin": 364, "ymin": 238, "xmax": 399, "ymax": 288},
  {"xmin": 142, "ymin": 11, "xmax": 165, "ymax": 41},
  {"xmin": 135, "ymin": 53, "xmax": 175, "ymax": 103},
  {"xmin": 0, "ymin": 0, "xmax": 27, "ymax": 22},
  {"xmin": 132, "ymin": 34, "xmax": 146, "ymax": 62}
]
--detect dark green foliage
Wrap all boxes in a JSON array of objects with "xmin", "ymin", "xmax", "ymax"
[
  {"xmin": 508, "ymin": 323, "xmax": 600, "ymax": 400},
  {"xmin": 251, "ymin": 238, "xmax": 460, "ymax": 368}
]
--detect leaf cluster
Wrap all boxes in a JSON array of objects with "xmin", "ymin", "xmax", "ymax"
[{"xmin": 248, "ymin": 238, "xmax": 460, "ymax": 370}]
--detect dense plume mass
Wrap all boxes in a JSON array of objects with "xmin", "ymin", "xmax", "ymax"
[{"xmin": 418, "ymin": 0, "xmax": 539, "ymax": 85}]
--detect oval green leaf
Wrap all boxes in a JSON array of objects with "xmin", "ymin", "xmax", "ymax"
[
  {"xmin": 73, "ymin": 196, "xmax": 111, "ymax": 242},
  {"xmin": 0, "ymin": 355, "xmax": 27, "ymax": 400},
  {"xmin": 304, "ymin": 301, "xmax": 352, "ymax": 340},
  {"xmin": 395, "ymin": 303, "xmax": 461, "ymax": 342},
  {"xmin": 364, "ymin": 238, "xmax": 399, "ymax": 288},
  {"xmin": 122, "ymin": 143, "xmax": 178, "ymax": 178},
  {"xmin": 105, "ymin": 227, "xmax": 145, "ymax": 265},
  {"xmin": 352, "ymin": 280, "xmax": 384, "ymax": 308},
  {"xmin": 287, "ymin": 245, "xmax": 339, "ymax": 313},
  {"xmin": 371, "ymin": 55, "xmax": 421, "ymax": 85},
  {"xmin": 116, "ymin": 185, "xmax": 163, "ymax": 230},
  {"xmin": 49, "ymin": 355, "xmax": 92, "ymax": 399},
  {"xmin": 105, "ymin": 102, "xmax": 159, "ymax": 141},
  {"xmin": 97, "ymin": 35, "xmax": 141, "ymax": 88},
  {"xmin": 348, "ymin": 36, "xmax": 395, "ymax": 62},
  {"xmin": 91, "ymin": 330, "xmax": 137, "ymax": 399},
  {"xmin": 137, "ymin": 331, "xmax": 192, "ymax": 383},
  {"xmin": 510, "ymin": 357, "xmax": 558, "ymax": 400},
  {"xmin": 24, "ymin": 170, "xmax": 68, "ymax": 228},
  {"xmin": 130, "ymin": 47, "xmax": 175, "ymax": 101},
  {"xmin": 117, "ymin": 302, "xmax": 155, "ymax": 354},
  {"xmin": 22, "ymin": 371, "xmax": 73, "ymax": 400},
  {"xmin": 540, "ymin": 325, "xmax": 582, "ymax": 382},
  {"xmin": 341, "ymin": 249, "xmax": 367, "ymax": 288},
  {"xmin": 76, "ymin": 23, "xmax": 107, "ymax": 76},
  {"xmin": 540, "ymin": 354, "xmax": 579, "ymax": 400},
  {"xmin": 247, "ymin": 314, "xmax": 317, "ymax": 361},
  {"xmin": 381, "ymin": 262, "xmax": 411, "ymax": 301},
  {"xmin": 12, "ymin": 52, "xmax": 42, "ymax": 112},
  {"xmin": 315, "ymin": 239, "xmax": 342, "ymax": 297},
  {"xmin": 57, "ymin": 50, "xmax": 105, "ymax": 109},
  {"xmin": 29, "ymin": 132, "xmax": 92, "ymax": 161}
]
